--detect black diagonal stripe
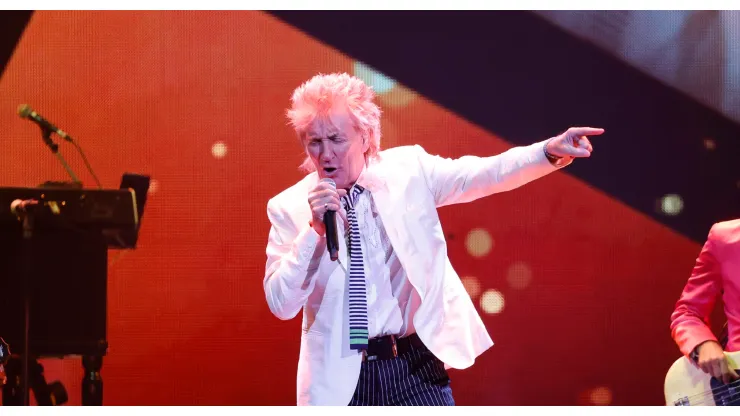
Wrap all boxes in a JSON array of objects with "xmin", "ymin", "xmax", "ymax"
[{"xmin": 0, "ymin": 11, "xmax": 34, "ymax": 80}]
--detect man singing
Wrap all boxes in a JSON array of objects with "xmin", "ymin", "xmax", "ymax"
[{"xmin": 263, "ymin": 73, "xmax": 604, "ymax": 405}]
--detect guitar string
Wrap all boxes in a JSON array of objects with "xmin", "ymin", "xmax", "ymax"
[
  {"xmin": 676, "ymin": 378, "xmax": 740, "ymax": 404},
  {"xmin": 682, "ymin": 381, "xmax": 740, "ymax": 403},
  {"xmin": 710, "ymin": 393, "xmax": 740, "ymax": 406},
  {"xmin": 705, "ymin": 385, "xmax": 740, "ymax": 406}
]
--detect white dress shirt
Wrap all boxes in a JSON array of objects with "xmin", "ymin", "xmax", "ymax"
[{"xmin": 348, "ymin": 184, "xmax": 420, "ymax": 339}]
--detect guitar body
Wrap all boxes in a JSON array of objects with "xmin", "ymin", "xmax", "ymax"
[{"xmin": 665, "ymin": 350, "xmax": 740, "ymax": 405}]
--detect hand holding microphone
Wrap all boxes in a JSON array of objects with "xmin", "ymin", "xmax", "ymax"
[{"xmin": 308, "ymin": 178, "xmax": 347, "ymax": 261}]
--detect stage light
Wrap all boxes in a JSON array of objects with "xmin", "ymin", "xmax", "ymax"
[
  {"xmin": 353, "ymin": 61, "xmax": 396, "ymax": 94},
  {"xmin": 353, "ymin": 60, "xmax": 418, "ymax": 108},
  {"xmin": 703, "ymin": 138, "xmax": 716, "ymax": 150},
  {"xmin": 148, "ymin": 179, "xmax": 159, "ymax": 195},
  {"xmin": 660, "ymin": 194, "xmax": 684, "ymax": 216},
  {"xmin": 507, "ymin": 261, "xmax": 532, "ymax": 290},
  {"xmin": 480, "ymin": 289, "xmax": 505, "ymax": 315},
  {"xmin": 211, "ymin": 141, "xmax": 228, "ymax": 159},
  {"xmin": 579, "ymin": 386, "xmax": 613, "ymax": 405},
  {"xmin": 461, "ymin": 276, "xmax": 482, "ymax": 299},
  {"xmin": 466, "ymin": 228, "xmax": 494, "ymax": 258}
]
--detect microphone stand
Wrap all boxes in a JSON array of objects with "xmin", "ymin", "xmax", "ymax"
[
  {"xmin": 8, "ymin": 126, "xmax": 83, "ymax": 405},
  {"xmin": 11, "ymin": 197, "xmax": 38, "ymax": 406},
  {"xmin": 40, "ymin": 127, "xmax": 80, "ymax": 185}
]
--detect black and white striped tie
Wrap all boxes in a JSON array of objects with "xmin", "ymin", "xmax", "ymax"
[{"xmin": 342, "ymin": 184, "xmax": 368, "ymax": 350}]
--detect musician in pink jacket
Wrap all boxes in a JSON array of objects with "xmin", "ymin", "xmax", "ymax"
[{"xmin": 671, "ymin": 219, "xmax": 740, "ymax": 384}]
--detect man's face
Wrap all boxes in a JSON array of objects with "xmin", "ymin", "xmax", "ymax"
[{"xmin": 304, "ymin": 109, "xmax": 368, "ymax": 190}]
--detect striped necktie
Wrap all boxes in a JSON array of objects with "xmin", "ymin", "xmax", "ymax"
[{"xmin": 342, "ymin": 184, "xmax": 368, "ymax": 350}]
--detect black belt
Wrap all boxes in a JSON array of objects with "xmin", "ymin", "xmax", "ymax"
[{"xmin": 362, "ymin": 333, "xmax": 426, "ymax": 362}]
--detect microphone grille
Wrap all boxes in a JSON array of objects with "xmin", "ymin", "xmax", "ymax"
[
  {"xmin": 320, "ymin": 178, "xmax": 336, "ymax": 189},
  {"xmin": 17, "ymin": 104, "xmax": 32, "ymax": 118}
]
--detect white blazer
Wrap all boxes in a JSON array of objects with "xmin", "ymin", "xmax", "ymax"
[{"xmin": 264, "ymin": 141, "xmax": 562, "ymax": 405}]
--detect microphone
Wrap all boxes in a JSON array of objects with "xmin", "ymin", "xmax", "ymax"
[
  {"xmin": 17, "ymin": 104, "xmax": 72, "ymax": 141},
  {"xmin": 321, "ymin": 178, "xmax": 340, "ymax": 262},
  {"xmin": 10, "ymin": 199, "xmax": 39, "ymax": 216},
  {"xmin": 16, "ymin": 104, "xmax": 103, "ymax": 188}
]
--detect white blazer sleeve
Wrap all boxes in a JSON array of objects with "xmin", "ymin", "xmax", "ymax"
[
  {"xmin": 263, "ymin": 198, "xmax": 325, "ymax": 320},
  {"xmin": 415, "ymin": 140, "xmax": 566, "ymax": 207}
]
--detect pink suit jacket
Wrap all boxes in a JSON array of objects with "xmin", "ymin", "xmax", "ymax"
[{"xmin": 671, "ymin": 219, "xmax": 740, "ymax": 356}]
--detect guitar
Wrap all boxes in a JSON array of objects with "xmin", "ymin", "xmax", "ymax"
[{"xmin": 664, "ymin": 351, "xmax": 740, "ymax": 405}]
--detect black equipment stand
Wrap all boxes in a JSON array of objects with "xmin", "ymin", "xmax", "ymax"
[{"xmin": 0, "ymin": 185, "xmax": 141, "ymax": 405}]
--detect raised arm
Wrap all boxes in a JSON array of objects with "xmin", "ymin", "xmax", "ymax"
[{"xmin": 417, "ymin": 127, "xmax": 604, "ymax": 207}]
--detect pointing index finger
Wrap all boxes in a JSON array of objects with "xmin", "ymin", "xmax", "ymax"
[{"xmin": 569, "ymin": 127, "xmax": 605, "ymax": 137}]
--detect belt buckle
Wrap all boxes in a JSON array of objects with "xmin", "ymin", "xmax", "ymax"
[{"xmin": 362, "ymin": 350, "xmax": 377, "ymax": 362}]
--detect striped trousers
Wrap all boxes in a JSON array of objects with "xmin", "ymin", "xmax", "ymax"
[{"xmin": 348, "ymin": 343, "xmax": 455, "ymax": 406}]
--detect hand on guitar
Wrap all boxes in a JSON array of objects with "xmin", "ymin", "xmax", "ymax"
[{"xmin": 697, "ymin": 340, "xmax": 740, "ymax": 385}]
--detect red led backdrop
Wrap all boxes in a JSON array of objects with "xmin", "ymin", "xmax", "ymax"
[{"xmin": 0, "ymin": 11, "xmax": 710, "ymax": 405}]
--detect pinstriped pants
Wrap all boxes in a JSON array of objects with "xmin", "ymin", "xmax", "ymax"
[{"xmin": 348, "ymin": 344, "xmax": 455, "ymax": 406}]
